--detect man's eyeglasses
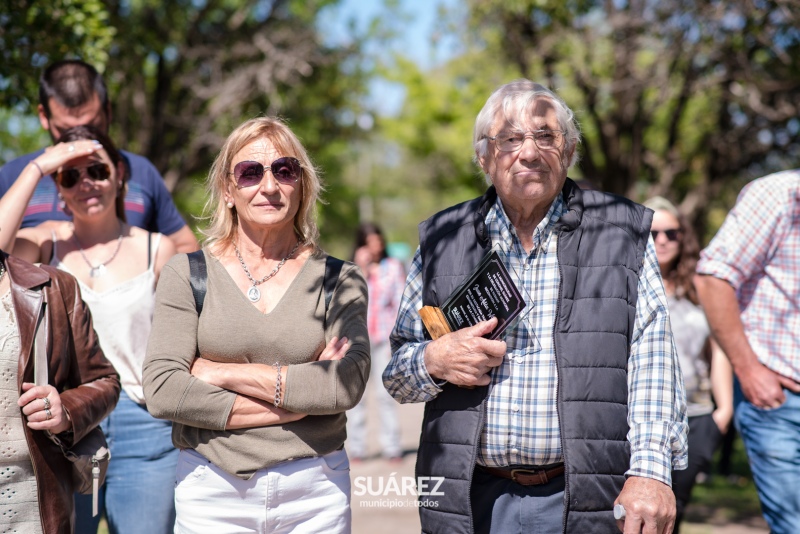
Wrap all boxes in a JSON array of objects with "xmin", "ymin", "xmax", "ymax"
[
  {"xmin": 55, "ymin": 163, "xmax": 112, "ymax": 189},
  {"xmin": 651, "ymin": 229, "xmax": 681, "ymax": 242},
  {"xmin": 486, "ymin": 130, "xmax": 566, "ymax": 152},
  {"xmin": 229, "ymin": 157, "xmax": 301, "ymax": 188}
]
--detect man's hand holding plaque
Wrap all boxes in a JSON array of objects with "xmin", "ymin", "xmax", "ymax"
[
  {"xmin": 419, "ymin": 250, "xmax": 526, "ymax": 341},
  {"xmin": 418, "ymin": 249, "xmax": 527, "ymax": 388},
  {"xmin": 423, "ymin": 317, "xmax": 507, "ymax": 387}
]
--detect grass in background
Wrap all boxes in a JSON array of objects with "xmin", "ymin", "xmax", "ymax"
[{"xmin": 684, "ymin": 431, "xmax": 764, "ymax": 526}]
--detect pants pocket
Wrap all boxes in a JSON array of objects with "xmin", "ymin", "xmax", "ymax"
[
  {"xmin": 321, "ymin": 449, "xmax": 350, "ymax": 473},
  {"xmin": 175, "ymin": 449, "xmax": 210, "ymax": 488}
]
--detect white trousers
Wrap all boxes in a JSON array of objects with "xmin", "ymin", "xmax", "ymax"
[{"xmin": 174, "ymin": 448, "xmax": 351, "ymax": 534}]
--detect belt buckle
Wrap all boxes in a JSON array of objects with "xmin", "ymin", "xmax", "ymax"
[{"xmin": 510, "ymin": 468, "xmax": 545, "ymax": 485}]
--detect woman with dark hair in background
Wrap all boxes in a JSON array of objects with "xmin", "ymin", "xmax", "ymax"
[
  {"xmin": 347, "ymin": 222, "xmax": 405, "ymax": 462},
  {"xmin": 644, "ymin": 196, "xmax": 733, "ymax": 533},
  {"xmin": 0, "ymin": 125, "xmax": 178, "ymax": 534}
]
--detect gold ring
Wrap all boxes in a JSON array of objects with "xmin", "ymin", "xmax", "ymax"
[
  {"xmin": 44, "ymin": 408, "xmax": 52, "ymax": 420},
  {"xmin": 42, "ymin": 397, "xmax": 51, "ymax": 410}
]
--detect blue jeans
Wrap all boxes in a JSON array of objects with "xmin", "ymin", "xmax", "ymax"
[
  {"xmin": 734, "ymin": 380, "xmax": 800, "ymax": 534},
  {"xmin": 75, "ymin": 391, "xmax": 178, "ymax": 534}
]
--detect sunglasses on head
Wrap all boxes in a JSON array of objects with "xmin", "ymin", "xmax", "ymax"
[
  {"xmin": 651, "ymin": 228, "xmax": 681, "ymax": 242},
  {"xmin": 55, "ymin": 163, "xmax": 112, "ymax": 189},
  {"xmin": 230, "ymin": 157, "xmax": 301, "ymax": 188}
]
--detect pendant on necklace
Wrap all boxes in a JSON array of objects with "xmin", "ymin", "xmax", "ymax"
[
  {"xmin": 90, "ymin": 264, "xmax": 107, "ymax": 278},
  {"xmin": 247, "ymin": 286, "xmax": 261, "ymax": 302}
]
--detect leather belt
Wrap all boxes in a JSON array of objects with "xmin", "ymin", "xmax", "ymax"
[{"xmin": 477, "ymin": 463, "xmax": 565, "ymax": 486}]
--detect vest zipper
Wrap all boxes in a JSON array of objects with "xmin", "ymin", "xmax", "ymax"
[
  {"xmin": 467, "ymin": 393, "xmax": 487, "ymax": 532},
  {"xmin": 554, "ymin": 229, "xmax": 569, "ymax": 534}
]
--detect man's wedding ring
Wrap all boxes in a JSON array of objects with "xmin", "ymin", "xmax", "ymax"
[{"xmin": 42, "ymin": 397, "xmax": 51, "ymax": 410}]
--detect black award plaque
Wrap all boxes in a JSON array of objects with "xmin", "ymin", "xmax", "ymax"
[{"xmin": 419, "ymin": 249, "xmax": 526, "ymax": 340}]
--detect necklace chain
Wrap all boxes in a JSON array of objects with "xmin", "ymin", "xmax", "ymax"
[
  {"xmin": 72, "ymin": 224, "xmax": 125, "ymax": 278},
  {"xmin": 234, "ymin": 240, "xmax": 300, "ymax": 288}
]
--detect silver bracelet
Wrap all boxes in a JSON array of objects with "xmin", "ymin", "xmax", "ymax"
[{"xmin": 273, "ymin": 362, "xmax": 282, "ymax": 407}]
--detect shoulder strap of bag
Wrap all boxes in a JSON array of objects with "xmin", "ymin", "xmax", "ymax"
[
  {"xmin": 32, "ymin": 279, "xmax": 108, "ymax": 517},
  {"xmin": 186, "ymin": 251, "xmax": 340, "ymax": 324},
  {"xmin": 33, "ymin": 296, "xmax": 48, "ymax": 387},
  {"xmin": 323, "ymin": 255, "xmax": 344, "ymax": 330},
  {"xmin": 187, "ymin": 250, "xmax": 207, "ymax": 315}
]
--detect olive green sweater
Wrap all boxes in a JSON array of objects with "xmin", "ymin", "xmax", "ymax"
[{"xmin": 143, "ymin": 249, "xmax": 369, "ymax": 479}]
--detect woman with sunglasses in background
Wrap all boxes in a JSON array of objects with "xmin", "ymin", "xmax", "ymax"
[
  {"xmin": 142, "ymin": 117, "xmax": 368, "ymax": 532},
  {"xmin": 0, "ymin": 125, "xmax": 179, "ymax": 534},
  {"xmin": 644, "ymin": 196, "xmax": 734, "ymax": 534}
]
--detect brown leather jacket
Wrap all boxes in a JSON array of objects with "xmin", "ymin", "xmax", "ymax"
[{"xmin": 4, "ymin": 252, "xmax": 120, "ymax": 534}]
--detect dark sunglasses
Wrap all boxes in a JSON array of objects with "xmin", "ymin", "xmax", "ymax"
[
  {"xmin": 55, "ymin": 163, "xmax": 112, "ymax": 189},
  {"xmin": 229, "ymin": 157, "xmax": 301, "ymax": 188},
  {"xmin": 651, "ymin": 228, "xmax": 681, "ymax": 242}
]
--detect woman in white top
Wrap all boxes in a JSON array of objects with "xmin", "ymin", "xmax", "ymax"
[
  {"xmin": 0, "ymin": 125, "xmax": 178, "ymax": 534},
  {"xmin": 644, "ymin": 196, "xmax": 733, "ymax": 534}
]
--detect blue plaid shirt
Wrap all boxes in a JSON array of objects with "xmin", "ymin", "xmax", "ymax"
[{"xmin": 385, "ymin": 193, "xmax": 688, "ymax": 485}]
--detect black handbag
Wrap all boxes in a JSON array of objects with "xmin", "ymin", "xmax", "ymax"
[{"xmin": 33, "ymin": 296, "xmax": 110, "ymax": 517}]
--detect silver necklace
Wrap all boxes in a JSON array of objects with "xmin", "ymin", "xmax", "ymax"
[
  {"xmin": 0, "ymin": 261, "xmax": 5, "ymax": 284},
  {"xmin": 73, "ymin": 224, "xmax": 125, "ymax": 278},
  {"xmin": 234, "ymin": 240, "xmax": 300, "ymax": 302}
]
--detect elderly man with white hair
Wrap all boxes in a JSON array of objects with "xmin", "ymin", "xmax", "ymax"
[{"xmin": 384, "ymin": 79, "xmax": 688, "ymax": 534}]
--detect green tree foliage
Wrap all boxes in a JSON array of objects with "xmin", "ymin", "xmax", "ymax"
[
  {"xmin": 460, "ymin": 0, "xmax": 800, "ymax": 227},
  {"xmin": 101, "ymin": 1, "xmax": 369, "ymax": 227},
  {"xmin": 376, "ymin": 0, "xmax": 798, "ymax": 238},
  {"xmin": 0, "ymin": 0, "xmax": 115, "ymax": 109},
  {"xmin": 1, "ymin": 0, "xmax": 372, "ymax": 245},
  {"xmin": 372, "ymin": 41, "xmax": 525, "ymax": 244}
]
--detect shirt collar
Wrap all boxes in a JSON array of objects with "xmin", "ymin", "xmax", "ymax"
[{"xmin": 486, "ymin": 193, "xmax": 564, "ymax": 256}]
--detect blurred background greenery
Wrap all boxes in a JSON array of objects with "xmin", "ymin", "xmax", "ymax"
[{"xmin": 2, "ymin": 0, "xmax": 799, "ymax": 259}]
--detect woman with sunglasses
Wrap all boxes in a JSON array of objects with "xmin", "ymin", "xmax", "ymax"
[
  {"xmin": 142, "ymin": 117, "xmax": 369, "ymax": 532},
  {"xmin": 644, "ymin": 196, "xmax": 733, "ymax": 534},
  {"xmin": 0, "ymin": 125, "xmax": 179, "ymax": 534}
]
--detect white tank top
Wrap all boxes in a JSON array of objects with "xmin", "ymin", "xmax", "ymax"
[{"xmin": 51, "ymin": 233, "xmax": 161, "ymax": 404}]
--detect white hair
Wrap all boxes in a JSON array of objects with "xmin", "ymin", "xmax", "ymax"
[{"xmin": 473, "ymin": 79, "xmax": 581, "ymax": 177}]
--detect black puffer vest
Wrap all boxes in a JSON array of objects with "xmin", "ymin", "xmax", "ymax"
[{"xmin": 415, "ymin": 179, "xmax": 652, "ymax": 533}]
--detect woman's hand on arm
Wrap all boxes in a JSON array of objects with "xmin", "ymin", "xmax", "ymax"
[
  {"xmin": 225, "ymin": 395, "xmax": 306, "ymax": 430},
  {"xmin": 189, "ymin": 359, "xmax": 277, "ymax": 402},
  {"xmin": 281, "ymin": 263, "xmax": 370, "ymax": 415},
  {"xmin": 317, "ymin": 336, "xmax": 350, "ymax": 361},
  {"xmin": 18, "ymin": 383, "xmax": 72, "ymax": 434},
  {"xmin": 190, "ymin": 336, "xmax": 350, "ymax": 402}
]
